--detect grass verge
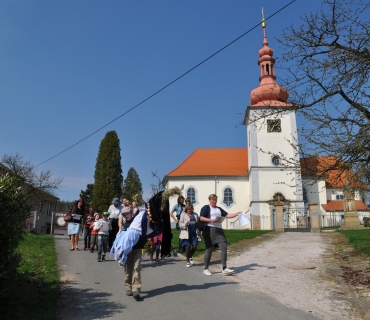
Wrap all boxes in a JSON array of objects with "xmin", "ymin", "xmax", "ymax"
[
  {"xmin": 338, "ymin": 229, "xmax": 370, "ymax": 257},
  {"xmin": 171, "ymin": 229, "xmax": 270, "ymax": 257},
  {"xmin": 0, "ymin": 232, "xmax": 59, "ymax": 320}
]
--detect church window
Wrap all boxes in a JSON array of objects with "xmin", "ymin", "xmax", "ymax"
[
  {"xmin": 272, "ymin": 156, "xmax": 280, "ymax": 166},
  {"xmin": 266, "ymin": 64, "xmax": 270, "ymax": 75},
  {"xmin": 303, "ymin": 187, "xmax": 308, "ymax": 203},
  {"xmin": 223, "ymin": 187, "xmax": 234, "ymax": 207},
  {"xmin": 186, "ymin": 187, "xmax": 197, "ymax": 204}
]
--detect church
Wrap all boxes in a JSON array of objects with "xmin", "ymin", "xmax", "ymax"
[{"xmin": 164, "ymin": 24, "xmax": 369, "ymax": 230}]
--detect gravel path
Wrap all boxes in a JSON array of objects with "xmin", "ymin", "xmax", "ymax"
[{"xmin": 222, "ymin": 232, "xmax": 358, "ymax": 320}]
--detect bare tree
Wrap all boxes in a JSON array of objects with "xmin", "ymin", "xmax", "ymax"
[
  {"xmin": 250, "ymin": 0, "xmax": 370, "ymax": 194},
  {"xmin": 0, "ymin": 153, "xmax": 63, "ymax": 205},
  {"xmin": 150, "ymin": 170, "xmax": 165, "ymax": 198}
]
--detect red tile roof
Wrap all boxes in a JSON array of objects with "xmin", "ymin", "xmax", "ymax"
[
  {"xmin": 301, "ymin": 156, "xmax": 368, "ymax": 189},
  {"xmin": 322, "ymin": 200, "xmax": 370, "ymax": 211},
  {"xmin": 166, "ymin": 148, "xmax": 248, "ymax": 177}
]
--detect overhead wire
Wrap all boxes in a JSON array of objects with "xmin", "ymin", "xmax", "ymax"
[{"xmin": 35, "ymin": 0, "xmax": 296, "ymax": 168}]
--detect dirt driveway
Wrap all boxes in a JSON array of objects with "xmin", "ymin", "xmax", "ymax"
[{"xmin": 207, "ymin": 232, "xmax": 370, "ymax": 320}]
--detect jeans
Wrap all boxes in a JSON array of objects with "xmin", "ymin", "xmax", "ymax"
[
  {"xmin": 98, "ymin": 234, "xmax": 109, "ymax": 257},
  {"xmin": 83, "ymin": 228, "xmax": 91, "ymax": 248}
]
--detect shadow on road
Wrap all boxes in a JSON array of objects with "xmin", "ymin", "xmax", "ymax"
[
  {"xmin": 57, "ymin": 280, "xmax": 125, "ymax": 320},
  {"xmin": 142, "ymin": 281, "xmax": 237, "ymax": 300},
  {"xmin": 233, "ymin": 263, "xmax": 276, "ymax": 273}
]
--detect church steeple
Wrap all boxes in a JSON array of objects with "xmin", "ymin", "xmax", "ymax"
[{"xmin": 250, "ymin": 10, "xmax": 289, "ymax": 106}]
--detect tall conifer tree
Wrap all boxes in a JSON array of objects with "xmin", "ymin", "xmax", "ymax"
[
  {"xmin": 92, "ymin": 131, "xmax": 123, "ymax": 212},
  {"xmin": 122, "ymin": 167, "xmax": 143, "ymax": 201}
]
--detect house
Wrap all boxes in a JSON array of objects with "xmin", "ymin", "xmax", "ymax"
[
  {"xmin": 0, "ymin": 163, "xmax": 59, "ymax": 234},
  {"xmin": 164, "ymin": 24, "xmax": 369, "ymax": 230}
]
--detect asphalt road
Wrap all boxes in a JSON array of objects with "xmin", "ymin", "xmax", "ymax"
[{"xmin": 55, "ymin": 235, "xmax": 319, "ymax": 320}]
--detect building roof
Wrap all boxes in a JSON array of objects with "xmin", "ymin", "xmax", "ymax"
[
  {"xmin": 300, "ymin": 156, "xmax": 368, "ymax": 189},
  {"xmin": 166, "ymin": 148, "xmax": 248, "ymax": 177},
  {"xmin": 322, "ymin": 200, "xmax": 370, "ymax": 212}
]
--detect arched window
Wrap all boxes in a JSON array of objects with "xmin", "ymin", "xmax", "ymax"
[
  {"xmin": 272, "ymin": 155, "xmax": 280, "ymax": 166},
  {"xmin": 186, "ymin": 187, "xmax": 197, "ymax": 204},
  {"xmin": 223, "ymin": 187, "xmax": 234, "ymax": 207}
]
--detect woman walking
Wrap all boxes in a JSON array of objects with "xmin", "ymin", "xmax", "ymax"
[
  {"xmin": 200, "ymin": 194, "xmax": 240, "ymax": 275},
  {"xmin": 68, "ymin": 199, "xmax": 85, "ymax": 251},
  {"xmin": 179, "ymin": 205, "xmax": 199, "ymax": 267}
]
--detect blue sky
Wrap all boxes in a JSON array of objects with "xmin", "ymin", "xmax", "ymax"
[{"xmin": 0, "ymin": 1, "xmax": 321, "ymax": 201}]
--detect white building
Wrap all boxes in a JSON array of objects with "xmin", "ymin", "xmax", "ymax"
[{"xmin": 164, "ymin": 25, "xmax": 369, "ymax": 230}]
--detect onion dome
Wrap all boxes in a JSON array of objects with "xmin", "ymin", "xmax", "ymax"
[{"xmin": 250, "ymin": 24, "xmax": 289, "ymax": 106}]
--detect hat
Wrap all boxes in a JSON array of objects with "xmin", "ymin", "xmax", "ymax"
[
  {"xmin": 94, "ymin": 212, "xmax": 99, "ymax": 217},
  {"xmin": 112, "ymin": 198, "xmax": 120, "ymax": 204},
  {"xmin": 103, "ymin": 211, "xmax": 109, "ymax": 216},
  {"xmin": 121, "ymin": 207, "xmax": 131, "ymax": 214}
]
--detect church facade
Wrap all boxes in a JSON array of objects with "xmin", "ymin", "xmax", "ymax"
[{"xmin": 164, "ymin": 25, "xmax": 369, "ymax": 230}]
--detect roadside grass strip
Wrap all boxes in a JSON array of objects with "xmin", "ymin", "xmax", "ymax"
[
  {"xmin": 0, "ymin": 233, "xmax": 59, "ymax": 320},
  {"xmin": 171, "ymin": 229, "xmax": 270, "ymax": 257},
  {"xmin": 338, "ymin": 230, "xmax": 370, "ymax": 257}
]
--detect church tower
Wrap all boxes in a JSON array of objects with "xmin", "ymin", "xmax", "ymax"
[{"xmin": 244, "ymin": 14, "xmax": 304, "ymax": 227}]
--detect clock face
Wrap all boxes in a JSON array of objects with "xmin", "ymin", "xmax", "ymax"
[{"xmin": 267, "ymin": 119, "xmax": 281, "ymax": 132}]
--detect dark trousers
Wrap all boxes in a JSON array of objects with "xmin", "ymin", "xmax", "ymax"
[
  {"xmin": 98, "ymin": 234, "xmax": 108, "ymax": 257},
  {"xmin": 84, "ymin": 228, "xmax": 91, "ymax": 248},
  {"xmin": 109, "ymin": 218, "xmax": 119, "ymax": 248},
  {"xmin": 90, "ymin": 233, "xmax": 98, "ymax": 251}
]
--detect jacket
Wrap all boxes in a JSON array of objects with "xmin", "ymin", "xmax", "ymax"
[{"xmin": 179, "ymin": 212, "xmax": 199, "ymax": 239}]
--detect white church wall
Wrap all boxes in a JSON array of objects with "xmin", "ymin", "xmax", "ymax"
[
  {"xmin": 302, "ymin": 178, "xmax": 326, "ymax": 209},
  {"xmin": 166, "ymin": 176, "xmax": 249, "ymax": 230}
]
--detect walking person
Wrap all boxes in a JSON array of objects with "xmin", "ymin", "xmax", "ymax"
[
  {"xmin": 170, "ymin": 195, "xmax": 185, "ymax": 252},
  {"xmin": 107, "ymin": 198, "xmax": 123, "ymax": 249},
  {"xmin": 200, "ymin": 194, "xmax": 241, "ymax": 276},
  {"xmin": 89, "ymin": 213, "xmax": 100, "ymax": 253},
  {"xmin": 179, "ymin": 205, "xmax": 199, "ymax": 267},
  {"xmin": 68, "ymin": 199, "xmax": 85, "ymax": 251},
  {"xmin": 119, "ymin": 206, "xmax": 146, "ymax": 300},
  {"xmin": 83, "ymin": 208, "xmax": 94, "ymax": 250},
  {"xmin": 96, "ymin": 212, "xmax": 112, "ymax": 262},
  {"xmin": 151, "ymin": 231, "xmax": 163, "ymax": 263}
]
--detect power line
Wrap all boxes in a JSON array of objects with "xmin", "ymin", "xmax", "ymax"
[{"xmin": 36, "ymin": 0, "xmax": 296, "ymax": 168}]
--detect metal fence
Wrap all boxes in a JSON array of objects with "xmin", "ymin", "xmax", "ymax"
[{"xmin": 320, "ymin": 212, "xmax": 370, "ymax": 227}]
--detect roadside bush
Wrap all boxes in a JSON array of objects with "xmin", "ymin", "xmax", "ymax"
[{"xmin": 0, "ymin": 173, "xmax": 31, "ymax": 289}]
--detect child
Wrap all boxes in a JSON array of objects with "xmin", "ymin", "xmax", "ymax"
[
  {"xmin": 95, "ymin": 212, "xmax": 112, "ymax": 262},
  {"xmin": 89, "ymin": 213, "xmax": 100, "ymax": 253},
  {"xmin": 151, "ymin": 232, "xmax": 163, "ymax": 262}
]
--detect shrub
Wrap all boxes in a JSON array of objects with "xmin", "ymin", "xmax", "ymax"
[{"xmin": 0, "ymin": 173, "xmax": 31, "ymax": 288}]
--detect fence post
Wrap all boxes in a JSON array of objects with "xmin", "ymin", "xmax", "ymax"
[
  {"xmin": 274, "ymin": 202, "xmax": 285, "ymax": 232},
  {"xmin": 308, "ymin": 203, "xmax": 320, "ymax": 232}
]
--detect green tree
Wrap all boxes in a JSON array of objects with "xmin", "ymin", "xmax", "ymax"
[
  {"xmin": 0, "ymin": 173, "xmax": 32, "ymax": 288},
  {"xmin": 92, "ymin": 131, "xmax": 123, "ymax": 212},
  {"xmin": 122, "ymin": 167, "xmax": 143, "ymax": 201},
  {"xmin": 56, "ymin": 200, "xmax": 74, "ymax": 212},
  {"xmin": 80, "ymin": 183, "xmax": 94, "ymax": 209}
]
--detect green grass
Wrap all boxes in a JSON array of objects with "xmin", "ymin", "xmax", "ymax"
[
  {"xmin": 171, "ymin": 229, "xmax": 270, "ymax": 257},
  {"xmin": 338, "ymin": 229, "xmax": 370, "ymax": 257},
  {"xmin": 0, "ymin": 232, "xmax": 59, "ymax": 320}
]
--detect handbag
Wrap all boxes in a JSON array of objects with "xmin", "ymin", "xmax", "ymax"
[{"xmin": 64, "ymin": 214, "xmax": 72, "ymax": 222}]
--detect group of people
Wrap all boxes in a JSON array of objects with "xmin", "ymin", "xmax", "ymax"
[
  {"xmin": 170, "ymin": 194, "xmax": 240, "ymax": 274},
  {"xmin": 67, "ymin": 193, "xmax": 241, "ymax": 300}
]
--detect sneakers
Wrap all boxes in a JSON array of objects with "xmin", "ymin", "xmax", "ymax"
[
  {"xmin": 119, "ymin": 263, "xmax": 125, "ymax": 267},
  {"xmin": 97, "ymin": 255, "xmax": 102, "ymax": 262},
  {"xmin": 83, "ymin": 246, "xmax": 87, "ymax": 251},
  {"xmin": 133, "ymin": 291, "xmax": 140, "ymax": 300},
  {"xmin": 222, "ymin": 268, "xmax": 235, "ymax": 275},
  {"xmin": 203, "ymin": 269, "xmax": 212, "ymax": 276},
  {"xmin": 155, "ymin": 258, "xmax": 159, "ymax": 263},
  {"xmin": 102, "ymin": 255, "xmax": 106, "ymax": 261},
  {"xmin": 149, "ymin": 254, "xmax": 153, "ymax": 260},
  {"xmin": 189, "ymin": 258, "xmax": 194, "ymax": 265},
  {"xmin": 186, "ymin": 262, "xmax": 191, "ymax": 268},
  {"xmin": 126, "ymin": 289, "xmax": 133, "ymax": 296}
]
